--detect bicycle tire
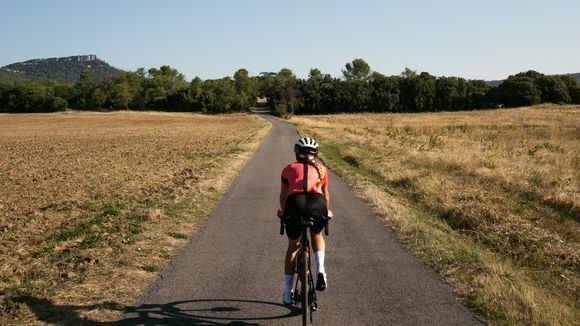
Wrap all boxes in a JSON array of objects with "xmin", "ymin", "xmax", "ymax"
[{"xmin": 301, "ymin": 247, "xmax": 310, "ymax": 326}]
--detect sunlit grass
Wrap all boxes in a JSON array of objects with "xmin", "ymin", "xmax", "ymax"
[{"xmin": 292, "ymin": 104, "xmax": 580, "ymax": 325}]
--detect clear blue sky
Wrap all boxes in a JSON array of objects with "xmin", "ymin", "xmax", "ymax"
[{"xmin": 1, "ymin": 0, "xmax": 579, "ymax": 81}]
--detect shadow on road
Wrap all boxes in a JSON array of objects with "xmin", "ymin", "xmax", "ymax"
[{"xmin": 14, "ymin": 295, "xmax": 300, "ymax": 325}]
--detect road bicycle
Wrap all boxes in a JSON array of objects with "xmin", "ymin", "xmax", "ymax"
[{"xmin": 280, "ymin": 216, "xmax": 329, "ymax": 325}]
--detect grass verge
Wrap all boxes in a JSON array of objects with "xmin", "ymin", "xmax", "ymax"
[{"xmin": 291, "ymin": 104, "xmax": 579, "ymax": 325}]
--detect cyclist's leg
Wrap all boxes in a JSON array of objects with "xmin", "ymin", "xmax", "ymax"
[
  {"xmin": 305, "ymin": 193, "xmax": 328, "ymax": 280},
  {"xmin": 310, "ymin": 230, "xmax": 328, "ymax": 291},
  {"xmin": 282, "ymin": 196, "xmax": 302, "ymax": 303},
  {"xmin": 311, "ymin": 230, "xmax": 326, "ymax": 275},
  {"xmin": 282, "ymin": 236, "xmax": 300, "ymax": 304},
  {"xmin": 284, "ymin": 194, "xmax": 305, "ymax": 275},
  {"xmin": 311, "ymin": 231, "xmax": 325, "ymax": 252},
  {"xmin": 285, "ymin": 237, "xmax": 301, "ymax": 274}
]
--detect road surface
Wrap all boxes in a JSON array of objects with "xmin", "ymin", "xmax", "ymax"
[{"xmin": 123, "ymin": 113, "xmax": 482, "ymax": 325}]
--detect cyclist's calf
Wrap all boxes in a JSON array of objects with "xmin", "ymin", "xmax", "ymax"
[{"xmin": 310, "ymin": 231, "xmax": 325, "ymax": 252}]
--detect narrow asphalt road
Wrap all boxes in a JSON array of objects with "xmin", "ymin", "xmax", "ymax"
[{"xmin": 123, "ymin": 114, "xmax": 482, "ymax": 325}]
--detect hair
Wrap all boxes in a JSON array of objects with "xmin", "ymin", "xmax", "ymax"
[
  {"xmin": 308, "ymin": 157, "xmax": 325, "ymax": 187},
  {"xmin": 295, "ymin": 149, "xmax": 325, "ymax": 187}
]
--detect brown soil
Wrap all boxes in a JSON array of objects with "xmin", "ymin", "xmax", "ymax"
[{"xmin": 0, "ymin": 111, "xmax": 269, "ymax": 325}]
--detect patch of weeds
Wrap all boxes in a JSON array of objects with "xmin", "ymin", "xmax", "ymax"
[
  {"xmin": 78, "ymin": 235, "xmax": 100, "ymax": 249},
  {"xmin": 123, "ymin": 236, "xmax": 136, "ymax": 245},
  {"xmin": 542, "ymin": 142, "xmax": 563, "ymax": 153},
  {"xmin": 389, "ymin": 176, "xmax": 415, "ymax": 190},
  {"xmin": 55, "ymin": 227, "xmax": 84, "ymax": 242},
  {"xmin": 528, "ymin": 142, "xmax": 564, "ymax": 156},
  {"xmin": 58, "ymin": 248, "xmax": 73, "ymax": 259},
  {"xmin": 128, "ymin": 222, "xmax": 143, "ymax": 236},
  {"xmin": 428, "ymin": 133, "xmax": 443, "ymax": 148},
  {"xmin": 142, "ymin": 265, "xmax": 159, "ymax": 273},
  {"xmin": 436, "ymin": 207, "xmax": 477, "ymax": 232},
  {"xmin": 571, "ymin": 155, "xmax": 580, "ymax": 171},
  {"xmin": 127, "ymin": 216, "xmax": 143, "ymax": 235},
  {"xmin": 53, "ymin": 201, "xmax": 125, "ymax": 242},
  {"xmin": 168, "ymin": 232, "xmax": 188, "ymax": 239},
  {"xmin": 364, "ymin": 127, "xmax": 380, "ymax": 136},
  {"xmin": 527, "ymin": 146, "xmax": 539, "ymax": 156},
  {"xmin": 116, "ymin": 259, "xmax": 128, "ymax": 267},
  {"xmin": 454, "ymin": 246, "xmax": 481, "ymax": 264},
  {"xmin": 41, "ymin": 243, "xmax": 56, "ymax": 254},
  {"xmin": 527, "ymin": 172, "xmax": 543, "ymax": 186},
  {"xmin": 483, "ymin": 157, "xmax": 496, "ymax": 169},
  {"xmin": 228, "ymin": 146, "xmax": 244, "ymax": 154},
  {"xmin": 550, "ymin": 177, "xmax": 562, "ymax": 186},
  {"xmin": 101, "ymin": 202, "xmax": 124, "ymax": 217},
  {"xmin": 343, "ymin": 155, "xmax": 360, "ymax": 168},
  {"xmin": 2, "ymin": 279, "xmax": 35, "ymax": 299},
  {"xmin": 343, "ymin": 127, "xmax": 361, "ymax": 135}
]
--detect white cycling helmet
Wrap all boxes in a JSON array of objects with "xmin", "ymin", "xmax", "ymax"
[{"xmin": 294, "ymin": 137, "xmax": 319, "ymax": 155}]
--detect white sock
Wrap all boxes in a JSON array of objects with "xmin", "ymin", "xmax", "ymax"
[
  {"xmin": 314, "ymin": 251, "xmax": 325, "ymax": 275},
  {"xmin": 284, "ymin": 274, "xmax": 294, "ymax": 293}
]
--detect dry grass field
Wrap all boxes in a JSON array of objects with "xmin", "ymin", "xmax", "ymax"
[
  {"xmin": 291, "ymin": 104, "xmax": 579, "ymax": 325},
  {"xmin": 0, "ymin": 111, "xmax": 270, "ymax": 325}
]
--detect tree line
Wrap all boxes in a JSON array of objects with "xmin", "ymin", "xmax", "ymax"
[
  {"xmin": 1, "ymin": 59, "xmax": 579, "ymax": 114},
  {"xmin": 0, "ymin": 66, "xmax": 257, "ymax": 114},
  {"xmin": 263, "ymin": 59, "xmax": 580, "ymax": 116}
]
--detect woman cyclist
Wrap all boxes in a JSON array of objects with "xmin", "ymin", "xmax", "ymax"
[{"xmin": 277, "ymin": 137, "xmax": 333, "ymax": 305}]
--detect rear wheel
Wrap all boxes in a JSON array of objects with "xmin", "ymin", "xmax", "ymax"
[{"xmin": 301, "ymin": 249, "xmax": 310, "ymax": 326}]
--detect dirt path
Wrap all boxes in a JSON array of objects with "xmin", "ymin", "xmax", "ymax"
[{"xmin": 123, "ymin": 114, "xmax": 481, "ymax": 325}]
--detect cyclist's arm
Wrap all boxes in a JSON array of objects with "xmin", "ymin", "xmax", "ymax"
[
  {"xmin": 322, "ymin": 168, "xmax": 332, "ymax": 218},
  {"xmin": 279, "ymin": 187, "xmax": 288, "ymax": 214},
  {"xmin": 322, "ymin": 173, "xmax": 330, "ymax": 209},
  {"xmin": 279, "ymin": 172, "xmax": 289, "ymax": 216},
  {"xmin": 322, "ymin": 182, "xmax": 330, "ymax": 209}
]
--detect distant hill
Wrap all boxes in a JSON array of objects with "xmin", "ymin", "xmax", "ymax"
[
  {"xmin": 486, "ymin": 72, "xmax": 580, "ymax": 87},
  {"xmin": 486, "ymin": 79, "xmax": 504, "ymax": 87},
  {"xmin": 0, "ymin": 55, "xmax": 122, "ymax": 82}
]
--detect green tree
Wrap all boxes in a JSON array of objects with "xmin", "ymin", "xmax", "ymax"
[
  {"xmin": 560, "ymin": 75, "xmax": 580, "ymax": 104},
  {"xmin": 370, "ymin": 72, "xmax": 400, "ymax": 112},
  {"xmin": 399, "ymin": 71, "xmax": 436, "ymax": 112},
  {"xmin": 145, "ymin": 65, "xmax": 188, "ymax": 109},
  {"xmin": 342, "ymin": 58, "xmax": 371, "ymax": 80},
  {"xmin": 103, "ymin": 76, "xmax": 131, "ymax": 109},
  {"xmin": 201, "ymin": 78, "xmax": 237, "ymax": 113},
  {"xmin": 270, "ymin": 68, "xmax": 300, "ymax": 115},
  {"xmin": 300, "ymin": 68, "xmax": 331, "ymax": 114},
  {"xmin": 498, "ymin": 75, "xmax": 542, "ymax": 107},
  {"xmin": 537, "ymin": 75, "xmax": 571, "ymax": 104},
  {"xmin": 233, "ymin": 68, "xmax": 257, "ymax": 111},
  {"xmin": 189, "ymin": 77, "xmax": 204, "ymax": 111}
]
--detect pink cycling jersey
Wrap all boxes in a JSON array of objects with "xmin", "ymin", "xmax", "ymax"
[{"xmin": 281, "ymin": 161, "xmax": 328, "ymax": 197}]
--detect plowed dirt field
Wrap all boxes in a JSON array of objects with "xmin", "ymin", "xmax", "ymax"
[{"xmin": 0, "ymin": 111, "xmax": 269, "ymax": 324}]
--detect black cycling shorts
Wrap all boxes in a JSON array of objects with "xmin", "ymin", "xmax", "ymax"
[{"xmin": 283, "ymin": 193, "xmax": 327, "ymax": 239}]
